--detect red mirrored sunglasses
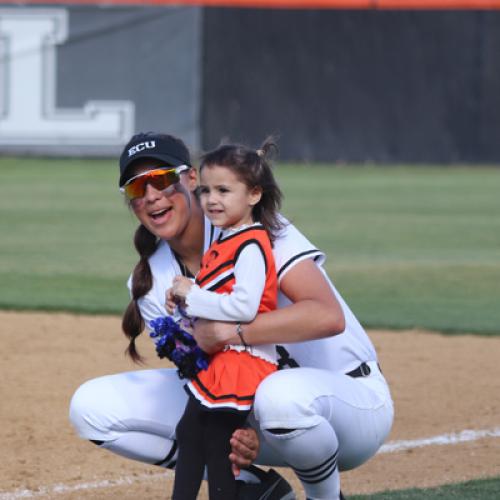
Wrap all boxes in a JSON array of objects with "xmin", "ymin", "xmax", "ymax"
[{"xmin": 120, "ymin": 165, "xmax": 190, "ymax": 201}]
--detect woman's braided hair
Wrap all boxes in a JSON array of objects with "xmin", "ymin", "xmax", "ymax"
[{"xmin": 122, "ymin": 224, "xmax": 158, "ymax": 362}]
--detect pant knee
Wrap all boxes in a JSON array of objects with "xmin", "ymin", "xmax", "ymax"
[
  {"xmin": 68, "ymin": 380, "xmax": 113, "ymax": 440},
  {"xmin": 254, "ymin": 371, "xmax": 322, "ymax": 431},
  {"xmin": 68, "ymin": 383, "xmax": 91, "ymax": 436}
]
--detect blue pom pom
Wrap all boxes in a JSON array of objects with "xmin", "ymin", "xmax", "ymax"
[{"xmin": 149, "ymin": 315, "xmax": 209, "ymax": 379}]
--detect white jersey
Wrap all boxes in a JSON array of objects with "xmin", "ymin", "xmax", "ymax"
[
  {"xmin": 129, "ymin": 217, "xmax": 377, "ymax": 374},
  {"xmin": 72, "ymin": 221, "xmax": 392, "ymax": 498}
]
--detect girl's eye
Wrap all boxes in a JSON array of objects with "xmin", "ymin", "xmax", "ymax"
[
  {"xmin": 199, "ymin": 186, "xmax": 209, "ymax": 194},
  {"xmin": 218, "ymin": 187, "xmax": 229, "ymax": 193}
]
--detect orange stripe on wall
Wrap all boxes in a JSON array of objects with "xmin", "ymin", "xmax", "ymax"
[
  {"xmin": 2, "ymin": 0, "xmax": 500, "ymax": 8},
  {"xmin": 378, "ymin": 0, "xmax": 500, "ymax": 7}
]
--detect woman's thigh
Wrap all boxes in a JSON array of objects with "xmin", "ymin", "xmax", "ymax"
[
  {"xmin": 69, "ymin": 368, "xmax": 188, "ymax": 441},
  {"xmin": 253, "ymin": 367, "xmax": 394, "ymax": 470}
]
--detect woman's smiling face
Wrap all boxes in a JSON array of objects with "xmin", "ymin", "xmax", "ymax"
[{"xmin": 128, "ymin": 160, "xmax": 197, "ymax": 241}]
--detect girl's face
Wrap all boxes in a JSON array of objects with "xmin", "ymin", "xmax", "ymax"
[
  {"xmin": 128, "ymin": 160, "xmax": 198, "ymax": 241},
  {"xmin": 198, "ymin": 164, "xmax": 262, "ymax": 230}
]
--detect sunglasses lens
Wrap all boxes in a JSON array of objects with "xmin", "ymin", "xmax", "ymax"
[
  {"xmin": 150, "ymin": 169, "xmax": 179, "ymax": 192},
  {"xmin": 124, "ymin": 168, "xmax": 180, "ymax": 200},
  {"xmin": 123, "ymin": 178, "xmax": 146, "ymax": 200}
]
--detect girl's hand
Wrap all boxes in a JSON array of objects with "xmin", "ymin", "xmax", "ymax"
[
  {"xmin": 192, "ymin": 319, "xmax": 237, "ymax": 354},
  {"xmin": 165, "ymin": 288, "xmax": 177, "ymax": 315},
  {"xmin": 171, "ymin": 275, "xmax": 193, "ymax": 300}
]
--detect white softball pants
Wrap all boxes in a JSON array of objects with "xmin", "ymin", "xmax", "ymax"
[{"xmin": 69, "ymin": 364, "xmax": 393, "ymax": 499}]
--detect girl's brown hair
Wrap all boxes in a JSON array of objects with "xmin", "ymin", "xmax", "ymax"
[{"xmin": 199, "ymin": 137, "xmax": 284, "ymax": 241}]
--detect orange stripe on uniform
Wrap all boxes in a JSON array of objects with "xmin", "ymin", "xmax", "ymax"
[{"xmin": 191, "ymin": 350, "xmax": 276, "ymax": 406}]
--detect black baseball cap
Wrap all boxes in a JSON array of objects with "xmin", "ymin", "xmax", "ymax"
[{"xmin": 119, "ymin": 132, "xmax": 192, "ymax": 187}]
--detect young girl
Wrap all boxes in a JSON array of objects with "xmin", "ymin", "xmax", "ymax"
[{"xmin": 166, "ymin": 139, "xmax": 283, "ymax": 499}]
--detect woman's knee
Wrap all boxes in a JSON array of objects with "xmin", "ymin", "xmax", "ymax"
[
  {"xmin": 68, "ymin": 377, "xmax": 115, "ymax": 440},
  {"xmin": 254, "ymin": 369, "xmax": 322, "ymax": 430}
]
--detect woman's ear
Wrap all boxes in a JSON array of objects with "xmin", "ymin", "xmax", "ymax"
[
  {"xmin": 248, "ymin": 186, "xmax": 263, "ymax": 207},
  {"xmin": 183, "ymin": 167, "xmax": 199, "ymax": 192}
]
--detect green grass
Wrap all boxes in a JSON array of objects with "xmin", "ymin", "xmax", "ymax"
[
  {"xmin": 1, "ymin": 158, "xmax": 499, "ymax": 334},
  {"xmin": 0, "ymin": 157, "xmax": 137, "ymax": 313},
  {"xmin": 276, "ymin": 164, "xmax": 500, "ymax": 334},
  {"xmin": 350, "ymin": 476, "xmax": 500, "ymax": 499}
]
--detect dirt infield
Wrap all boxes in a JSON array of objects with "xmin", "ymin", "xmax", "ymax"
[{"xmin": 1, "ymin": 311, "xmax": 499, "ymax": 499}]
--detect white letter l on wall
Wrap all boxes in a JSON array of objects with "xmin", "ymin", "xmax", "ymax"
[{"xmin": 0, "ymin": 8, "xmax": 134, "ymax": 146}]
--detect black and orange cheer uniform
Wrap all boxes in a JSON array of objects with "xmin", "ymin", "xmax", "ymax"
[{"xmin": 185, "ymin": 223, "xmax": 278, "ymax": 413}]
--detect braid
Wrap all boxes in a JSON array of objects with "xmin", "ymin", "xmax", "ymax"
[{"xmin": 122, "ymin": 224, "xmax": 159, "ymax": 362}]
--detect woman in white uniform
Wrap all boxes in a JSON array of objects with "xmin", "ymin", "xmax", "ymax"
[{"xmin": 69, "ymin": 132, "xmax": 394, "ymax": 500}]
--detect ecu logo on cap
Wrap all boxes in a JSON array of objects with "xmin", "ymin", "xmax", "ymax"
[{"xmin": 128, "ymin": 140, "xmax": 156, "ymax": 157}]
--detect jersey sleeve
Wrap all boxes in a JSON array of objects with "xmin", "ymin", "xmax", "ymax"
[
  {"xmin": 185, "ymin": 243, "xmax": 266, "ymax": 322},
  {"xmin": 273, "ymin": 217, "xmax": 326, "ymax": 282}
]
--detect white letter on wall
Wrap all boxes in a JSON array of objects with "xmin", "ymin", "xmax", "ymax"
[{"xmin": 0, "ymin": 9, "xmax": 134, "ymax": 146}]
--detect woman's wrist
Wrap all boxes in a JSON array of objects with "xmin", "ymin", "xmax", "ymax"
[{"xmin": 236, "ymin": 322, "xmax": 250, "ymax": 349}]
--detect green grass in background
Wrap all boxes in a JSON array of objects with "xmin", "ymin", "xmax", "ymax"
[
  {"xmin": 0, "ymin": 157, "xmax": 137, "ymax": 313},
  {"xmin": 350, "ymin": 476, "xmax": 500, "ymax": 499},
  {"xmin": 276, "ymin": 164, "xmax": 500, "ymax": 334},
  {"xmin": 1, "ymin": 158, "xmax": 499, "ymax": 334}
]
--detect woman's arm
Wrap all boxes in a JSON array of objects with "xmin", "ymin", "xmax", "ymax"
[{"xmin": 192, "ymin": 258, "xmax": 345, "ymax": 353}]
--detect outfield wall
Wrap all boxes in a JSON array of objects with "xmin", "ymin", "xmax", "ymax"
[
  {"xmin": 1, "ymin": 5, "xmax": 500, "ymax": 162},
  {"xmin": 202, "ymin": 9, "xmax": 500, "ymax": 162},
  {"xmin": 0, "ymin": 6, "xmax": 202, "ymax": 156}
]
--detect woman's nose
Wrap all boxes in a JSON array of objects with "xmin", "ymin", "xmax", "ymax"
[{"xmin": 143, "ymin": 182, "xmax": 163, "ymax": 201}]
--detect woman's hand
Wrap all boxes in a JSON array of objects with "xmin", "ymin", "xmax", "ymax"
[
  {"xmin": 192, "ymin": 319, "xmax": 238, "ymax": 354},
  {"xmin": 229, "ymin": 427, "xmax": 260, "ymax": 476}
]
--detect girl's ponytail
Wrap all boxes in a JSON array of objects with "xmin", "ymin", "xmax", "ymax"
[{"xmin": 122, "ymin": 224, "xmax": 158, "ymax": 362}]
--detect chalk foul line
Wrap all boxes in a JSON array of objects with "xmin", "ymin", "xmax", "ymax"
[
  {"xmin": 0, "ymin": 473, "xmax": 168, "ymax": 500},
  {"xmin": 1, "ymin": 427, "xmax": 499, "ymax": 499},
  {"xmin": 378, "ymin": 426, "xmax": 500, "ymax": 453}
]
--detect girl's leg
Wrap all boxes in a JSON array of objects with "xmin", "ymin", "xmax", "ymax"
[
  {"xmin": 69, "ymin": 368, "xmax": 187, "ymax": 467},
  {"xmin": 172, "ymin": 398, "xmax": 207, "ymax": 500},
  {"xmin": 205, "ymin": 410, "xmax": 248, "ymax": 500}
]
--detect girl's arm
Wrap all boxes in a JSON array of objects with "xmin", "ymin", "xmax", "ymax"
[
  {"xmin": 184, "ymin": 243, "xmax": 266, "ymax": 322},
  {"xmin": 193, "ymin": 258, "xmax": 345, "ymax": 354}
]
